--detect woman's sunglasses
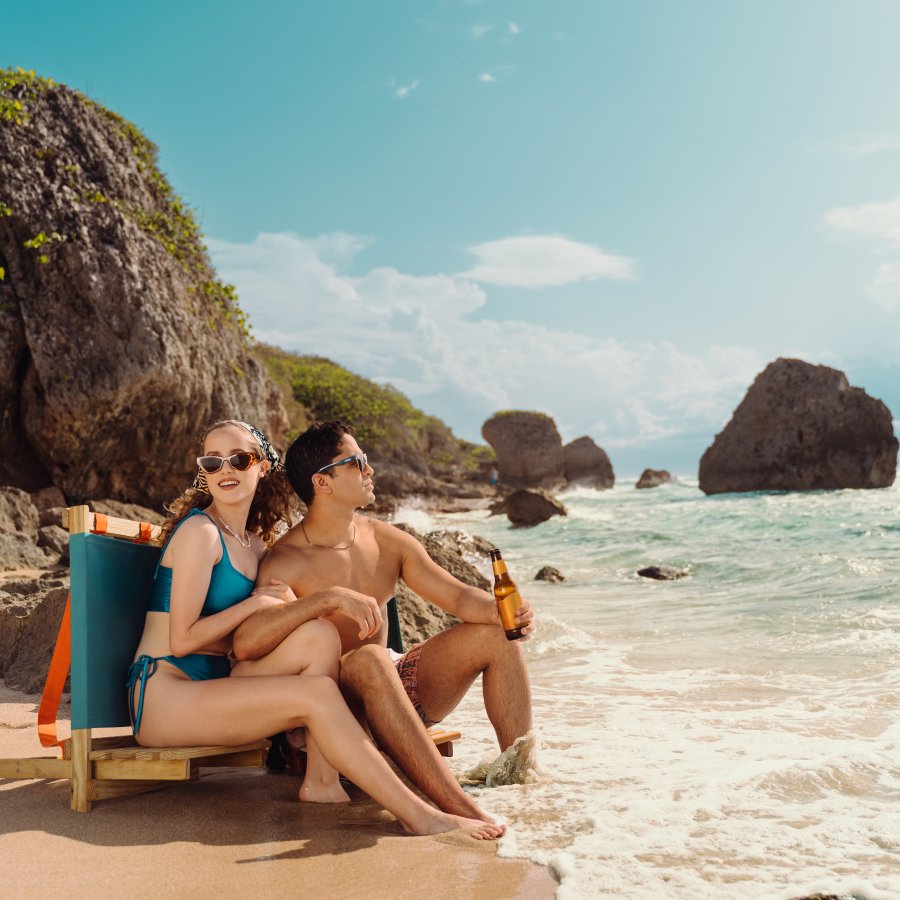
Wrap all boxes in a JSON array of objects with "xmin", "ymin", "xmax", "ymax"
[
  {"xmin": 314, "ymin": 452, "xmax": 368, "ymax": 475},
  {"xmin": 196, "ymin": 450, "xmax": 262, "ymax": 475}
]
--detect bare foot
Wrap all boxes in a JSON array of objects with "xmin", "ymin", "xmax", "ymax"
[
  {"xmin": 403, "ymin": 811, "xmax": 507, "ymax": 840},
  {"xmin": 441, "ymin": 793, "xmax": 497, "ymax": 825},
  {"xmin": 298, "ymin": 779, "xmax": 352, "ymax": 804}
]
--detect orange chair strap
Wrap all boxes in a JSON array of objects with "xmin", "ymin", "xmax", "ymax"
[
  {"xmin": 92, "ymin": 512, "xmax": 108, "ymax": 534},
  {"xmin": 37, "ymin": 592, "xmax": 72, "ymax": 750},
  {"xmin": 136, "ymin": 522, "xmax": 152, "ymax": 543}
]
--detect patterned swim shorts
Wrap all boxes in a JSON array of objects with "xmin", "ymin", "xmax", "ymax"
[{"xmin": 394, "ymin": 641, "xmax": 439, "ymax": 727}]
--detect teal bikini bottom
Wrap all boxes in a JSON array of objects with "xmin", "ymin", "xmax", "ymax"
[{"xmin": 126, "ymin": 653, "xmax": 231, "ymax": 734}]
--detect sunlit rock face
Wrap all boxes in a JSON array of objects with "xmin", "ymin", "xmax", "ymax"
[
  {"xmin": 699, "ymin": 358, "xmax": 898, "ymax": 495},
  {"xmin": 0, "ymin": 72, "xmax": 285, "ymax": 506},
  {"xmin": 482, "ymin": 411, "xmax": 566, "ymax": 490}
]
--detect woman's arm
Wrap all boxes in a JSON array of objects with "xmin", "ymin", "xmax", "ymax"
[{"xmin": 165, "ymin": 517, "xmax": 278, "ymax": 657}]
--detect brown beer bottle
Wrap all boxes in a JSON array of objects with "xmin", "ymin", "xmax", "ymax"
[{"xmin": 489, "ymin": 549, "xmax": 525, "ymax": 641}]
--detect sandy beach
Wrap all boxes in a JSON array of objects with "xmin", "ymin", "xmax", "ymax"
[{"xmin": 0, "ymin": 682, "xmax": 557, "ymax": 900}]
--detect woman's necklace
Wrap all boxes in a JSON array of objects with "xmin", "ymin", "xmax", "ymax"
[
  {"xmin": 301, "ymin": 518, "xmax": 356, "ymax": 550},
  {"xmin": 211, "ymin": 507, "xmax": 251, "ymax": 548}
]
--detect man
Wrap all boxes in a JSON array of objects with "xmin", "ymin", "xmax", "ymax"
[{"xmin": 233, "ymin": 420, "xmax": 535, "ymax": 821}]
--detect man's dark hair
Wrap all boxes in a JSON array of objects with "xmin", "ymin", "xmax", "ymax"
[{"xmin": 285, "ymin": 419, "xmax": 356, "ymax": 505}]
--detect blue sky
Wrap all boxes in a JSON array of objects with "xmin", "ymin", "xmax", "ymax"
[{"xmin": 4, "ymin": 1, "xmax": 900, "ymax": 476}]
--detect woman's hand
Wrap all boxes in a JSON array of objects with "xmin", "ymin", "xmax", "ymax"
[{"xmin": 251, "ymin": 578, "xmax": 297, "ymax": 610}]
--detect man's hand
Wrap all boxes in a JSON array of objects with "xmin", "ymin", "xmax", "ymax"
[
  {"xmin": 335, "ymin": 590, "xmax": 383, "ymax": 640},
  {"xmin": 514, "ymin": 595, "xmax": 536, "ymax": 640}
]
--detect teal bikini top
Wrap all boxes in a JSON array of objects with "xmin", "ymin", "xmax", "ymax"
[{"xmin": 147, "ymin": 508, "xmax": 255, "ymax": 616}]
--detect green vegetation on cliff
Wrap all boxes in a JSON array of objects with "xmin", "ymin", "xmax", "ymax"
[
  {"xmin": 491, "ymin": 409, "xmax": 556, "ymax": 423},
  {"xmin": 255, "ymin": 344, "xmax": 493, "ymax": 472},
  {"xmin": 0, "ymin": 67, "xmax": 249, "ymax": 339}
]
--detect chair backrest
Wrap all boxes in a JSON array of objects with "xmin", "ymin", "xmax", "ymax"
[
  {"xmin": 65, "ymin": 506, "xmax": 163, "ymax": 730},
  {"xmin": 386, "ymin": 597, "xmax": 403, "ymax": 654}
]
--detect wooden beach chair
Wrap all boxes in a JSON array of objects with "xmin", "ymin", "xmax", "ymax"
[
  {"xmin": 0, "ymin": 506, "xmax": 267, "ymax": 812},
  {"xmin": 0, "ymin": 506, "xmax": 459, "ymax": 810}
]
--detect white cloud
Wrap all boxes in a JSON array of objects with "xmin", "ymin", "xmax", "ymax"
[
  {"xmin": 823, "ymin": 197, "xmax": 900, "ymax": 243},
  {"xmin": 471, "ymin": 23, "xmax": 494, "ymax": 39},
  {"xmin": 508, "ymin": 21, "xmax": 520, "ymax": 35},
  {"xmin": 393, "ymin": 79, "xmax": 420, "ymax": 99},
  {"xmin": 477, "ymin": 72, "xmax": 495, "ymax": 83},
  {"xmin": 460, "ymin": 235, "xmax": 636, "ymax": 287},
  {"xmin": 823, "ymin": 196, "xmax": 900, "ymax": 311},
  {"xmin": 209, "ymin": 231, "xmax": 766, "ymax": 460},
  {"xmin": 825, "ymin": 133, "xmax": 900, "ymax": 156}
]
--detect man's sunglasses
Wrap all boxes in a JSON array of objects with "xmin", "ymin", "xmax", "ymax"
[
  {"xmin": 314, "ymin": 453, "xmax": 368, "ymax": 476},
  {"xmin": 196, "ymin": 450, "xmax": 262, "ymax": 474}
]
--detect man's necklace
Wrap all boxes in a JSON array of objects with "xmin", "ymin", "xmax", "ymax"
[
  {"xmin": 212, "ymin": 509, "xmax": 251, "ymax": 548},
  {"xmin": 301, "ymin": 518, "xmax": 356, "ymax": 550}
]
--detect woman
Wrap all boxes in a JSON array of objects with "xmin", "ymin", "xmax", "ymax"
[{"xmin": 127, "ymin": 419, "xmax": 503, "ymax": 838}]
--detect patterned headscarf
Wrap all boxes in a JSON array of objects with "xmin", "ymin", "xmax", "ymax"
[{"xmin": 193, "ymin": 420, "xmax": 282, "ymax": 492}]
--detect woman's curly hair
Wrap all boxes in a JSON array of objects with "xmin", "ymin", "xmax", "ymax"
[{"xmin": 160, "ymin": 420, "xmax": 297, "ymax": 547}]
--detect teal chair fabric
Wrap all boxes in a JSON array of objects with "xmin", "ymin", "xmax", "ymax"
[
  {"xmin": 68, "ymin": 532, "xmax": 161, "ymax": 730},
  {"xmin": 386, "ymin": 597, "xmax": 403, "ymax": 654}
]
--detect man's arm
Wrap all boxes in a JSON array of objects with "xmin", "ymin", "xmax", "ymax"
[
  {"xmin": 232, "ymin": 586, "xmax": 339, "ymax": 660},
  {"xmin": 232, "ymin": 552, "xmax": 383, "ymax": 660},
  {"xmin": 394, "ymin": 527, "xmax": 535, "ymax": 635}
]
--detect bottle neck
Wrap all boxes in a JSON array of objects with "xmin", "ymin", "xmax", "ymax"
[{"xmin": 492, "ymin": 559, "xmax": 509, "ymax": 577}]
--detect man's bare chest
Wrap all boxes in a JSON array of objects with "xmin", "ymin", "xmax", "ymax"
[{"xmin": 296, "ymin": 541, "xmax": 401, "ymax": 602}]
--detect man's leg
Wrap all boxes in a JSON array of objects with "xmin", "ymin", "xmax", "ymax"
[
  {"xmin": 413, "ymin": 623, "xmax": 532, "ymax": 751},
  {"xmin": 339, "ymin": 644, "xmax": 491, "ymax": 822}
]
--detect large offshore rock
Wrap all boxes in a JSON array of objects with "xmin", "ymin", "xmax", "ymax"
[
  {"xmin": 637, "ymin": 565, "xmax": 688, "ymax": 581},
  {"xmin": 699, "ymin": 358, "xmax": 898, "ymax": 494},
  {"xmin": 534, "ymin": 565, "xmax": 565, "ymax": 583},
  {"xmin": 0, "ymin": 71, "xmax": 286, "ymax": 506},
  {"xmin": 563, "ymin": 436, "xmax": 615, "ymax": 489},
  {"xmin": 482, "ymin": 411, "xmax": 565, "ymax": 488},
  {"xmin": 505, "ymin": 488, "xmax": 568, "ymax": 527},
  {"xmin": 636, "ymin": 468, "xmax": 673, "ymax": 489}
]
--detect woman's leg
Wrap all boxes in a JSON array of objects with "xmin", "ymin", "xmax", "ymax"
[
  {"xmin": 231, "ymin": 618, "xmax": 349, "ymax": 802},
  {"xmin": 136, "ymin": 667, "xmax": 504, "ymax": 839}
]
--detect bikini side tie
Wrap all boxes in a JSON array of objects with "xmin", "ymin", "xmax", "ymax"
[{"xmin": 126, "ymin": 654, "xmax": 158, "ymax": 735}]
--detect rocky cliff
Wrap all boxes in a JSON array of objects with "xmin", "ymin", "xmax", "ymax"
[
  {"xmin": 482, "ymin": 411, "xmax": 567, "ymax": 489},
  {"xmin": 563, "ymin": 436, "xmax": 614, "ymax": 489},
  {"xmin": 699, "ymin": 358, "xmax": 898, "ymax": 494},
  {"xmin": 0, "ymin": 69, "xmax": 285, "ymax": 507}
]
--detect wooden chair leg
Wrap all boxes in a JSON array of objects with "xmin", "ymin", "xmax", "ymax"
[{"xmin": 70, "ymin": 729, "xmax": 93, "ymax": 813}]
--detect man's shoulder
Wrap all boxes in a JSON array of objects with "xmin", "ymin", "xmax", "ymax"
[
  {"xmin": 365, "ymin": 516, "xmax": 417, "ymax": 547},
  {"xmin": 261, "ymin": 528, "xmax": 307, "ymax": 569}
]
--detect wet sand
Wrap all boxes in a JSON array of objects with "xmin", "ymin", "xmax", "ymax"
[{"xmin": 0, "ymin": 683, "xmax": 557, "ymax": 899}]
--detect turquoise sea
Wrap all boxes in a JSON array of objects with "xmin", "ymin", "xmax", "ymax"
[{"xmin": 397, "ymin": 480, "xmax": 900, "ymax": 900}]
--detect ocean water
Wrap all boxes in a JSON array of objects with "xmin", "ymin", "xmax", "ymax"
[{"xmin": 396, "ymin": 480, "xmax": 900, "ymax": 900}]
